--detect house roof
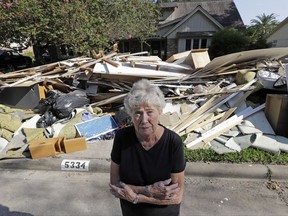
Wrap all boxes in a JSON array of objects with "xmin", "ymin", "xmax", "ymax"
[
  {"xmin": 159, "ymin": 0, "xmax": 243, "ymax": 28},
  {"xmin": 267, "ymin": 17, "xmax": 288, "ymax": 38},
  {"xmin": 162, "ymin": 5, "xmax": 224, "ymax": 38}
]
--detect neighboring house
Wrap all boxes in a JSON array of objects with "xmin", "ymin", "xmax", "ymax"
[
  {"xmin": 267, "ymin": 17, "xmax": 288, "ymax": 48},
  {"xmin": 118, "ymin": 0, "xmax": 244, "ymax": 60}
]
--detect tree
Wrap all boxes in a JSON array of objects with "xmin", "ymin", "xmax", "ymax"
[
  {"xmin": 208, "ymin": 28, "xmax": 250, "ymax": 59},
  {"xmin": 0, "ymin": 0, "xmax": 160, "ymax": 54},
  {"xmin": 246, "ymin": 13, "xmax": 279, "ymax": 48}
]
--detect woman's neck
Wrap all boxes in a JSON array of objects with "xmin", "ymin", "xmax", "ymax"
[{"xmin": 136, "ymin": 126, "xmax": 164, "ymax": 150}]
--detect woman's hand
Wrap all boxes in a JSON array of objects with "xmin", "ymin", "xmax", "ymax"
[
  {"xmin": 109, "ymin": 182, "xmax": 137, "ymax": 203},
  {"xmin": 148, "ymin": 178, "xmax": 180, "ymax": 200}
]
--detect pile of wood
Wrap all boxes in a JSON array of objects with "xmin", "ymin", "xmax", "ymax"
[{"xmin": 0, "ymin": 47, "xmax": 288, "ymax": 158}]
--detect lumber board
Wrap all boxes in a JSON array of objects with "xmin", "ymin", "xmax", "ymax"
[
  {"xmin": 215, "ymin": 90, "xmax": 254, "ymax": 125},
  {"xmin": 126, "ymin": 56, "xmax": 161, "ymax": 62},
  {"xmin": 102, "ymin": 58, "xmax": 120, "ymax": 67},
  {"xmin": 90, "ymin": 93, "xmax": 127, "ymax": 107},
  {"xmin": 186, "ymin": 104, "xmax": 265, "ymax": 148},
  {"xmin": 180, "ymin": 112, "xmax": 225, "ymax": 136},
  {"xmin": 171, "ymin": 95, "xmax": 221, "ymax": 132},
  {"xmin": 173, "ymin": 79, "xmax": 256, "ymax": 133}
]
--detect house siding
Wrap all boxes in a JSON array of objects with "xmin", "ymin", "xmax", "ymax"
[
  {"xmin": 267, "ymin": 22, "xmax": 288, "ymax": 47},
  {"xmin": 166, "ymin": 12, "xmax": 220, "ymax": 53},
  {"xmin": 158, "ymin": 24, "xmax": 175, "ymax": 38},
  {"xmin": 167, "ymin": 11, "xmax": 221, "ymax": 39}
]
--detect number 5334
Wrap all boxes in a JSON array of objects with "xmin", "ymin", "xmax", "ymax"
[{"xmin": 61, "ymin": 159, "xmax": 90, "ymax": 171}]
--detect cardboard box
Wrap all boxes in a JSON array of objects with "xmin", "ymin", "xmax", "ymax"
[{"xmin": 265, "ymin": 94, "xmax": 288, "ymax": 137}]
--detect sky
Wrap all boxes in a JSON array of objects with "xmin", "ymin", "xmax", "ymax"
[{"xmin": 234, "ymin": 0, "xmax": 287, "ymax": 25}]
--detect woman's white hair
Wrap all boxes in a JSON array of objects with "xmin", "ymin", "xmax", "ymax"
[{"xmin": 124, "ymin": 79, "xmax": 166, "ymax": 116}]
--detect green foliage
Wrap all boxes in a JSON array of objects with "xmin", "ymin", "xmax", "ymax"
[
  {"xmin": 208, "ymin": 28, "xmax": 250, "ymax": 59},
  {"xmin": 245, "ymin": 13, "xmax": 279, "ymax": 49},
  {"xmin": 184, "ymin": 147, "xmax": 288, "ymax": 165},
  {"xmin": 0, "ymin": 0, "xmax": 160, "ymax": 53}
]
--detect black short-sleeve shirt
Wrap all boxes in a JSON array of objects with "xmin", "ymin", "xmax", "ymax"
[{"xmin": 111, "ymin": 125, "xmax": 186, "ymax": 216}]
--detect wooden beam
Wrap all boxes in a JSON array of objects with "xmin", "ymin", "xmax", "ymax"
[{"xmin": 186, "ymin": 103, "xmax": 265, "ymax": 148}]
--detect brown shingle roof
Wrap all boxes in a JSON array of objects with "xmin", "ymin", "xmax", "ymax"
[{"xmin": 159, "ymin": 0, "xmax": 243, "ymax": 27}]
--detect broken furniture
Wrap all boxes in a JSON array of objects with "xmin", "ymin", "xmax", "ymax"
[
  {"xmin": 265, "ymin": 94, "xmax": 288, "ymax": 138},
  {"xmin": 29, "ymin": 137, "xmax": 87, "ymax": 159}
]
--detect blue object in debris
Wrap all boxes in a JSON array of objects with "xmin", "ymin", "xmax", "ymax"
[{"xmin": 75, "ymin": 114, "xmax": 119, "ymax": 140}]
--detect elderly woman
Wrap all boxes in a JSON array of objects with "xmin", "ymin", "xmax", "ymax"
[{"xmin": 109, "ymin": 79, "xmax": 186, "ymax": 216}]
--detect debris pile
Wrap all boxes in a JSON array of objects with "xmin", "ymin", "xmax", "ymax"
[{"xmin": 0, "ymin": 48, "xmax": 288, "ymax": 159}]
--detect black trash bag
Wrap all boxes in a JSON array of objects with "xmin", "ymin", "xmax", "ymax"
[
  {"xmin": 52, "ymin": 90, "xmax": 90, "ymax": 119},
  {"xmin": 36, "ymin": 110, "xmax": 57, "ymax": 128},
  {"xmin": 36, "ymin": 90, "xmax": 60, "ymax": 115}
]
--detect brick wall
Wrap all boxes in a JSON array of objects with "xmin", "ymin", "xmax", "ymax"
[{"xmin": 166, "ymin": 39, "xmax": 178, "ymax": 58}]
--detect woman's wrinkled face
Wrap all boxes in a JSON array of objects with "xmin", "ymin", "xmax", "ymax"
[{"xmin": 132, "ymin": 104, "xmax": 161, "ymax": 137}]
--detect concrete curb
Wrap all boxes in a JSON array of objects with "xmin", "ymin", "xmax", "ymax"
[
  {"xmin": 1, "ymin": 140, "xmax": 287, "ymax": 180},
  {"xmin": 0, "ymin": 157, "xmax": 287, "ymax": 180}
]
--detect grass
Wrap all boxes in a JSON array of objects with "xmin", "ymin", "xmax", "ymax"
[
  {"xmin": 23, "ymin": 51, "xmax": 34, "ymax": 59},
  {"xmin": 184, "ymin": 147, "xmax": 288, "ymax": 165}
]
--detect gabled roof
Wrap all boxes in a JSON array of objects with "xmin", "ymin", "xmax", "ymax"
[
  {"xmin": 162, "ymin": 5, "xmax": 224, "ymax": 38},
  {"xmin": 159, "ymin": 0, "xmax": 243, "ymax": 28}
]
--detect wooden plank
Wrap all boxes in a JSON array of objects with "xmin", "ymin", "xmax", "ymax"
[
  {"xmin": 90, "ymin": 93, "xmax": 127, "ymax": 107},
  {"xmin": 116, "ymin": 51, "xmax": 149, "ymax": 59},
  {"xmin": 102, "ymin": 58, "xmax": 120, "ymax": 67},
  {"xmin": 4, "ymin": 73, "xmax": 41, "ymax": 88},
  {"xmin": 186, "ymin": 104, "xmax": 265, "ymax": 148},
  {"xmin": 180, "ymin": 112, "xmax": 225, "ymax": 136},
  {"xmin": 171, "ymin": 95, "xmax": 221, "ymax": 132},
  {"xmin": 173, "ymin": 79, "xmax": 256, "ymax": 133},
  {"xmin": 166, "ymin": 50, "xmax": 192, "ymax": 63},
  {"xmin": 215, "ymin": 90, "xmax": 254, "ymax": 125},
  {"xmin": 126, "ymin": 56, "xmax": 161, "ymax": 62}
]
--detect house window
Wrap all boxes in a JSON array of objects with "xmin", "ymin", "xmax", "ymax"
[
  {"xmin": 201, "ymin": 39, "xmax": 207, "ymax": 48},
  {"xmin": 185, "ymin": 39, "xmax": 191, "ymax": 51},
  {"xmin": 193, "ymin": 39, "xmax": 199, "ymax": 49},
  {"xmin": 185, "ymin": 38, "xmax": 208, "ymax": 50}
]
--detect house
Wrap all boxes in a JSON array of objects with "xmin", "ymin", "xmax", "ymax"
[
  {"xmin": 267, "ymin": 17, "xmax": 288, "ymax": 48},
  {"xmin": 118, "ymin": 0, "xmax": 244, "ymax": 60}
]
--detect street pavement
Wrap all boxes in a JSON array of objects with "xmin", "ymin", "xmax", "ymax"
[
  {"xmin": 0, "ymin": 139, "xmax": 287, "ymax": 180},
  {"xmin": 0, "ymin": 139, "xmax": 288, "ymax": 216}
]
